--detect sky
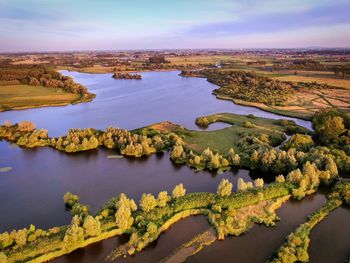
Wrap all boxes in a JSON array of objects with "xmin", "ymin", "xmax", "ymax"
[{"xmin": 0, "ymin": 0, "xmax": 350, "ymax": 52}]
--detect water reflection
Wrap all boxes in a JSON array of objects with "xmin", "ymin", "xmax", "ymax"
[
  {"xmin": 0, "ymin": 71, "xmax": 312, "ymax": 137},
  {"xmin": 0, "ymin": 141, "xmax": 252, "ymax": 232}
]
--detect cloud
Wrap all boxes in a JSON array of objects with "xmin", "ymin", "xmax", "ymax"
[{"xmin": 187, "ymin": 2, "xmax": 350, "ymax": 36}]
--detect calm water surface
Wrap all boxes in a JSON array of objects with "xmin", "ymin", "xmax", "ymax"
[
  {"xmin": 0, "ymin": 70, "xmax": 311, "ymax": 136},
  {"xmin": 0, "ymin": 71, "xmax": 345, "ymax": 263}
]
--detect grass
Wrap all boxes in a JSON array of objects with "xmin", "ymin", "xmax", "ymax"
[
  {"xmin": 167, "ymin": 55, "xmax": 235, "ymax": 65},
  {"xmin": 0, "ymin": 85, "xmax": 81, "ymax": 111},
  {"xmin": 56, "ymin": 65, "xmax": 115, "ymax": 74},
  {"xmin": 178, "ymin": 113, "xmax": 309, "ymax": 153},
  {"xmin": 272, "ymin": 70, "xmax": 350, "ymax": 89}
]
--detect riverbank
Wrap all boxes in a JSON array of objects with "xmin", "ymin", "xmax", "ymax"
[
  {"xmin": 0, "ymin": 180, "xmax": 292, "ymax": 262},
  {"xmin": 0, "ymin": 85, "xmax": 83, "ymax": 112},
  {"xmin": 0, "ymin": 66, "xmax": 96, "ymax": 112},
  {"xmin": 181, "ymin": 69, "xmax": 350, "ymax": 120}
]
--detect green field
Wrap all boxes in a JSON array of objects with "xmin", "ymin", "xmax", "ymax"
[
  {"xmin": 0, "ymin": 85, "xmax": 81, "ymax": 111},
  {"xmin": 149, "ymin": 113, "xmax": 310, "ymax": 154}
]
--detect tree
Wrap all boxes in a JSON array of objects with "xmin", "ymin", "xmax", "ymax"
[
  {"xmin": 139, "ymin": 193, "xmax": 157, "ymax": 212},
  {"xmin": 83, "ymin": 215, "xmax": 101, "ymax": 237},
  {"xmin": 0, "ymin": 232, "xmax": 13, "ymax": 249},
  {"xmin": 237, "ymin": 178, "xmax": 247, "ymax": 191},
  {"xmin": 275, "ymin": 175, "xmax": 286, "ymax": 183},
  {"xmin": 17, "ymin": 121, "xmax": 35, "ymax": 132},
  {"xmin": 286, "ymin": 169, "xmax": 303, "ymax": 184},
  {"xmin": 12, "ymin": 229, "xmax": 26, "ymax": 247},
  {"xmin": 157, "ymin": 191, "xmax": 170, "ymax": 207},
  {"xmin": 170, "ymin": 144, "xmax": 184, "ymax": 159},
  {"xmin": 195, "ymin": 117, "xmax": 209, "ymax": 128},
  {"xmin": 227, "ymin": 148, "xmax": 240, "ymax": 165},
  {"xmin": 63, "ymin": 216, "xmax": 84, "ymax": 249},
  {"xmin": 71, "ymin": 203, "xmax": 89, "ymax": 217},
  {"xmin": 3, "ymin": 120, "xmax": 11, "ymax": 127},
  {"xmin": 63, "ymin": 192, "xmax": 79, "ymax": 208},
  {"xmin": 208, "ymin": 153, "xmax": 221, "ymax": 169},
  {"xmin": 153, "ymin": 136, "xmax": 164, "ymax": 150},
  {"xmin": 282, "ymin": 134, "xmax": 314, "ymax": 152},
  {"xmin": 115, "ymin": 205, "xmax": 133, "ymax": 230},
  {"xmin": 217, "ymin": 179, "xmax": 233, "ymax": 197},
  {"xmin": 254, "ymin": 178, "xmax": 264, "ymax": 188},
  {"xmin": 146, "ymin": 222, "xmax": 158, "ymax": 236},
  {"xmin": 172, "ymin": 183, "xmax": 186, "ymax": 198},
  {"xmin": 116, "ymin": 193, "xmax": 137, "ymax": 211},
  {"xmin": 246, "ymin": 182, "xmax": 253, "ymax": 189}
]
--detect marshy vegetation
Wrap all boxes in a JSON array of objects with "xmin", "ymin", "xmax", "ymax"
[
  {"xmin": 0, "ymin": 104, "xmax": 349, "ymax": 262},
  {"xmin": 0, "ymin": 164, "xmax": 347, "ymax": 263}
]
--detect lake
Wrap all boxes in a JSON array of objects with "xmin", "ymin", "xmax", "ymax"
[{"xmin": 0, "ymin": 70, "xmax": 347, "ymax": 263}]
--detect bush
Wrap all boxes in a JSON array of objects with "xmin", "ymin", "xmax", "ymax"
[
  {"xmin": 242, "ymin": 121, "xmax": 256, "ymax": 128},
  {"xmin": 195, "ymin": 117, "xmax": 210, "ymax": 128}
]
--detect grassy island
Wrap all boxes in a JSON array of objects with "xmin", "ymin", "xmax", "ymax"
[
  {"xmin": 1, "ymin": 108, "xmax": 349, "ymax": 176},
  {"xmin": 112, "ymin": 72, "xmax": 142, "ymax": 80}
]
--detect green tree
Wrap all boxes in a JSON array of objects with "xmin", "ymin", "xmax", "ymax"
[
  {"xmin": 63, "ymin": 192, "xmax": 79, "ymax": 208},
  {"xmin": 208, "ymin": 153, "xmax": 221, "ymax": 169},
  {"xmin": 217, "ymin": 179, "xmax": 233, "ymax": 197},
  {"xmin": 282, "ymin": 134, "xmax": 314, "ymax": 152},
  {"xmin": 170, "ymin": 144, "xmax": 184, "ymax": 159},
  {"xmin": 83, "ymin": 215, "xmax": 101, "ymax": 237},
  {"xmin": 63, "ymin": 216, "xmax": 84, "ymax": 250},
  {"xmin": 237, "ymin": 178, "xmax": 247, "ymax": 191},
  {"xmin": 12, "ymin": 229, "xmax": 27, "ymax": 247},
  {"xmin": 71, "ymin": 203, "xmax": 89, "ymax": 217},
  {"xmin": 157, "ymin": 191, "xmax": 170, "ymax": 207},
  {"xmin": 227, "ymin": 148, "xmax": 240, "ymax": 165},
  {"xmin": 172, "ymin": 183, "xmax": 186, "ymax": 198},
  {"xmin": 275, "ymin": 174, "xmax": 285, "ymax": 183},
  {"xmin": 254, "ymin": 178, "xmax": 264, "ymax": 188},
  {"xmin": 116, "ymin": 193, "xmax": 137, "ymax": 211},
  {"xmin": 0, "ymin": 232, "xmax": 13, "ymax": 250},
  {"xmin": 286, "ymin": 169, "xmax": 303, "ymax": 184},
  {"xmin": 115, "ymin": 205, "xmax": 134, "ymax": 230},
  {"xmin": 139, "ymin": 193, "xmax": 157, "ymax": 212}
]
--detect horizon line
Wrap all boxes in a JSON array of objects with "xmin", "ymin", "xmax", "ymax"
[{"xmin": 1, "ymin": 46, "xmax": 350, "ymax": 54}]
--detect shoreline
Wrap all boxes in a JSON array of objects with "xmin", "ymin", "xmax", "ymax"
[{"xmin": 213, "ymin": 93, "xmax": 313, "ymax": 121}]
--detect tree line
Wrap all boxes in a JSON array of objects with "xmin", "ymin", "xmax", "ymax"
[{"xmin": 0, "ymin": 65, "xmax": 95, "ymax": 101}]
